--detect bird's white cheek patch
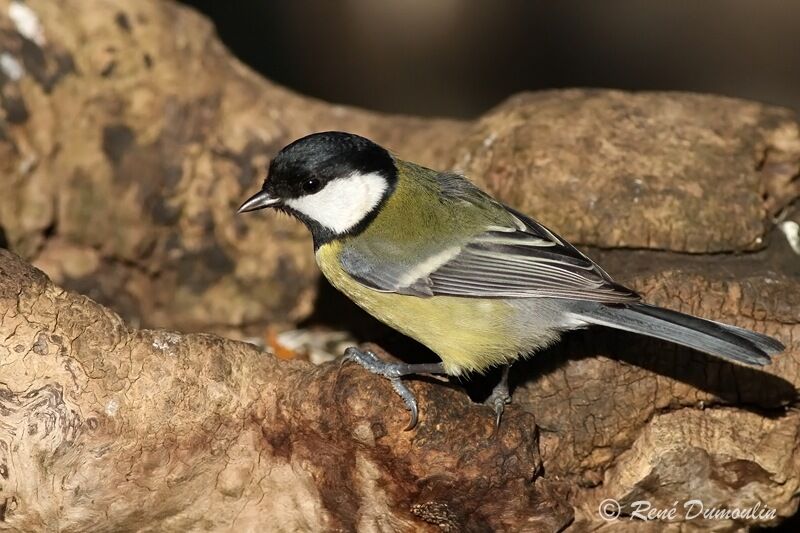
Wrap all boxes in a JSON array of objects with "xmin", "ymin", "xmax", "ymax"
[{"xmin": 285, "ymin": 172, "xmax": 388, "ymax": 234}]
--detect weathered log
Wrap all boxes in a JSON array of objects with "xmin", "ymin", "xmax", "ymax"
[
  {"xmin": 0, "ymin": 249, "xmax": 576, "ymax": 531},
  {"xmin": 1, "ymin": 0, "xmax": 799, "ymax": 531}
]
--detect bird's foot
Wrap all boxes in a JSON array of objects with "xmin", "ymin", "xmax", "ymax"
[
  {"xmin": 485, "ymin": 385, "xmax": 512, "ymax": 429},
  {"xmin": 484, "ymin": 365, "xmax": 512, "ymax": 430},
  {"xmin": 342, "ymin": 346, "xmax": 444, "ymax": 430}
]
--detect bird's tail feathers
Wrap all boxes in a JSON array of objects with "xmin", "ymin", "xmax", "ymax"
[{"xmin": 569, "ymin": 302, "xmax": 783, "ymax": 366}]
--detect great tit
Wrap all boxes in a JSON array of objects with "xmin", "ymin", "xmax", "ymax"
[{"xmin": 238, "ymin": 131, "xmax": 784, "ymax": 429}]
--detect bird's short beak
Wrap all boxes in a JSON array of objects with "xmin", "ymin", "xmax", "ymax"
[{"xmin": 237, "ymin": 190, "xmax": 281, "ymax": 213}]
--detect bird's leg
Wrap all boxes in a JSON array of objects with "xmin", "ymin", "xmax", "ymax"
[
  {"xmin": 342, "ymin": 346, "xmax": 445, "ymax": 430},
  {"xmin": 485, "ymin": 364, "xmax": 512, "ymax": 429}
]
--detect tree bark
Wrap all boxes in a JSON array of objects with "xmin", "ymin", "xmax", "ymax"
[{"xmin": 1, "ymin": 0, "xmax": 799, "ymax": 531}]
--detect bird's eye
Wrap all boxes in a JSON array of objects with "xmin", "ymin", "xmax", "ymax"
[{"xmin": 301, "ymin": 178, "xmax": 322, "ymax": 194}]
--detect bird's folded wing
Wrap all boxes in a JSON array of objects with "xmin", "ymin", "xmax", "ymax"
[{"xmin": 345, "ymin": 207, "xmax": 641, "ymax": 303}]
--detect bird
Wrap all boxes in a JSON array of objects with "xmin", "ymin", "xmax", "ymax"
[{"xmin": 238, "ymin": 131, "xmax": 784, "ymax": 430}]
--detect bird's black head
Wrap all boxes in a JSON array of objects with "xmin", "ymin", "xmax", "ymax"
[{"xmin": 238, "ymin": 131, "xmax": 398, "ymax": 244}]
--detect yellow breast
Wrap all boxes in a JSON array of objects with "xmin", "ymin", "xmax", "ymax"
[{"xmin": 316, "ymin": 242, "xmax": 526, "ymax": 375}]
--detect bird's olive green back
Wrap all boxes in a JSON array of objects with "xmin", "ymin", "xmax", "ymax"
[{"xmin": 339, "ymin": 160, "xmax": 513, "ymax": 269}]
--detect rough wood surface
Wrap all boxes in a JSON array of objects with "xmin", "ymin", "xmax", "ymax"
[
  {"xmin": 1, "ymin": 0, "xmax": 799, "ymax": 531},
  {"xmin": 0, "ymin": 249, "xmax": 574, "ymax": 531}
]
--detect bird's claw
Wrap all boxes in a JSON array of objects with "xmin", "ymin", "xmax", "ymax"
[
  {"xmin": 342, "ymin": 346, "xmax": 420, "ymax": 430},
  {"xmin": 491, "ymin": 395, "xmax": 509, "ymax": 429},
  {"xmin": 389, "ymin": 377, "xmax": 419, "ymax": 430},
  {"xmin": 343, "ymin": 347, "xmax": 401, "ymax": 377},
  {"xmin": 485, "ymin": 383, "xmax": 512, "ymax": 430},
  {"xmin": 342, "ymin": 346, "xmax": 379, "ymax": 367}
]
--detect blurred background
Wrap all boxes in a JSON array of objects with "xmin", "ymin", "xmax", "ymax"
[{"xmin": 181, "ymin": 0, "xmax": 800, "ymax": 118}]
